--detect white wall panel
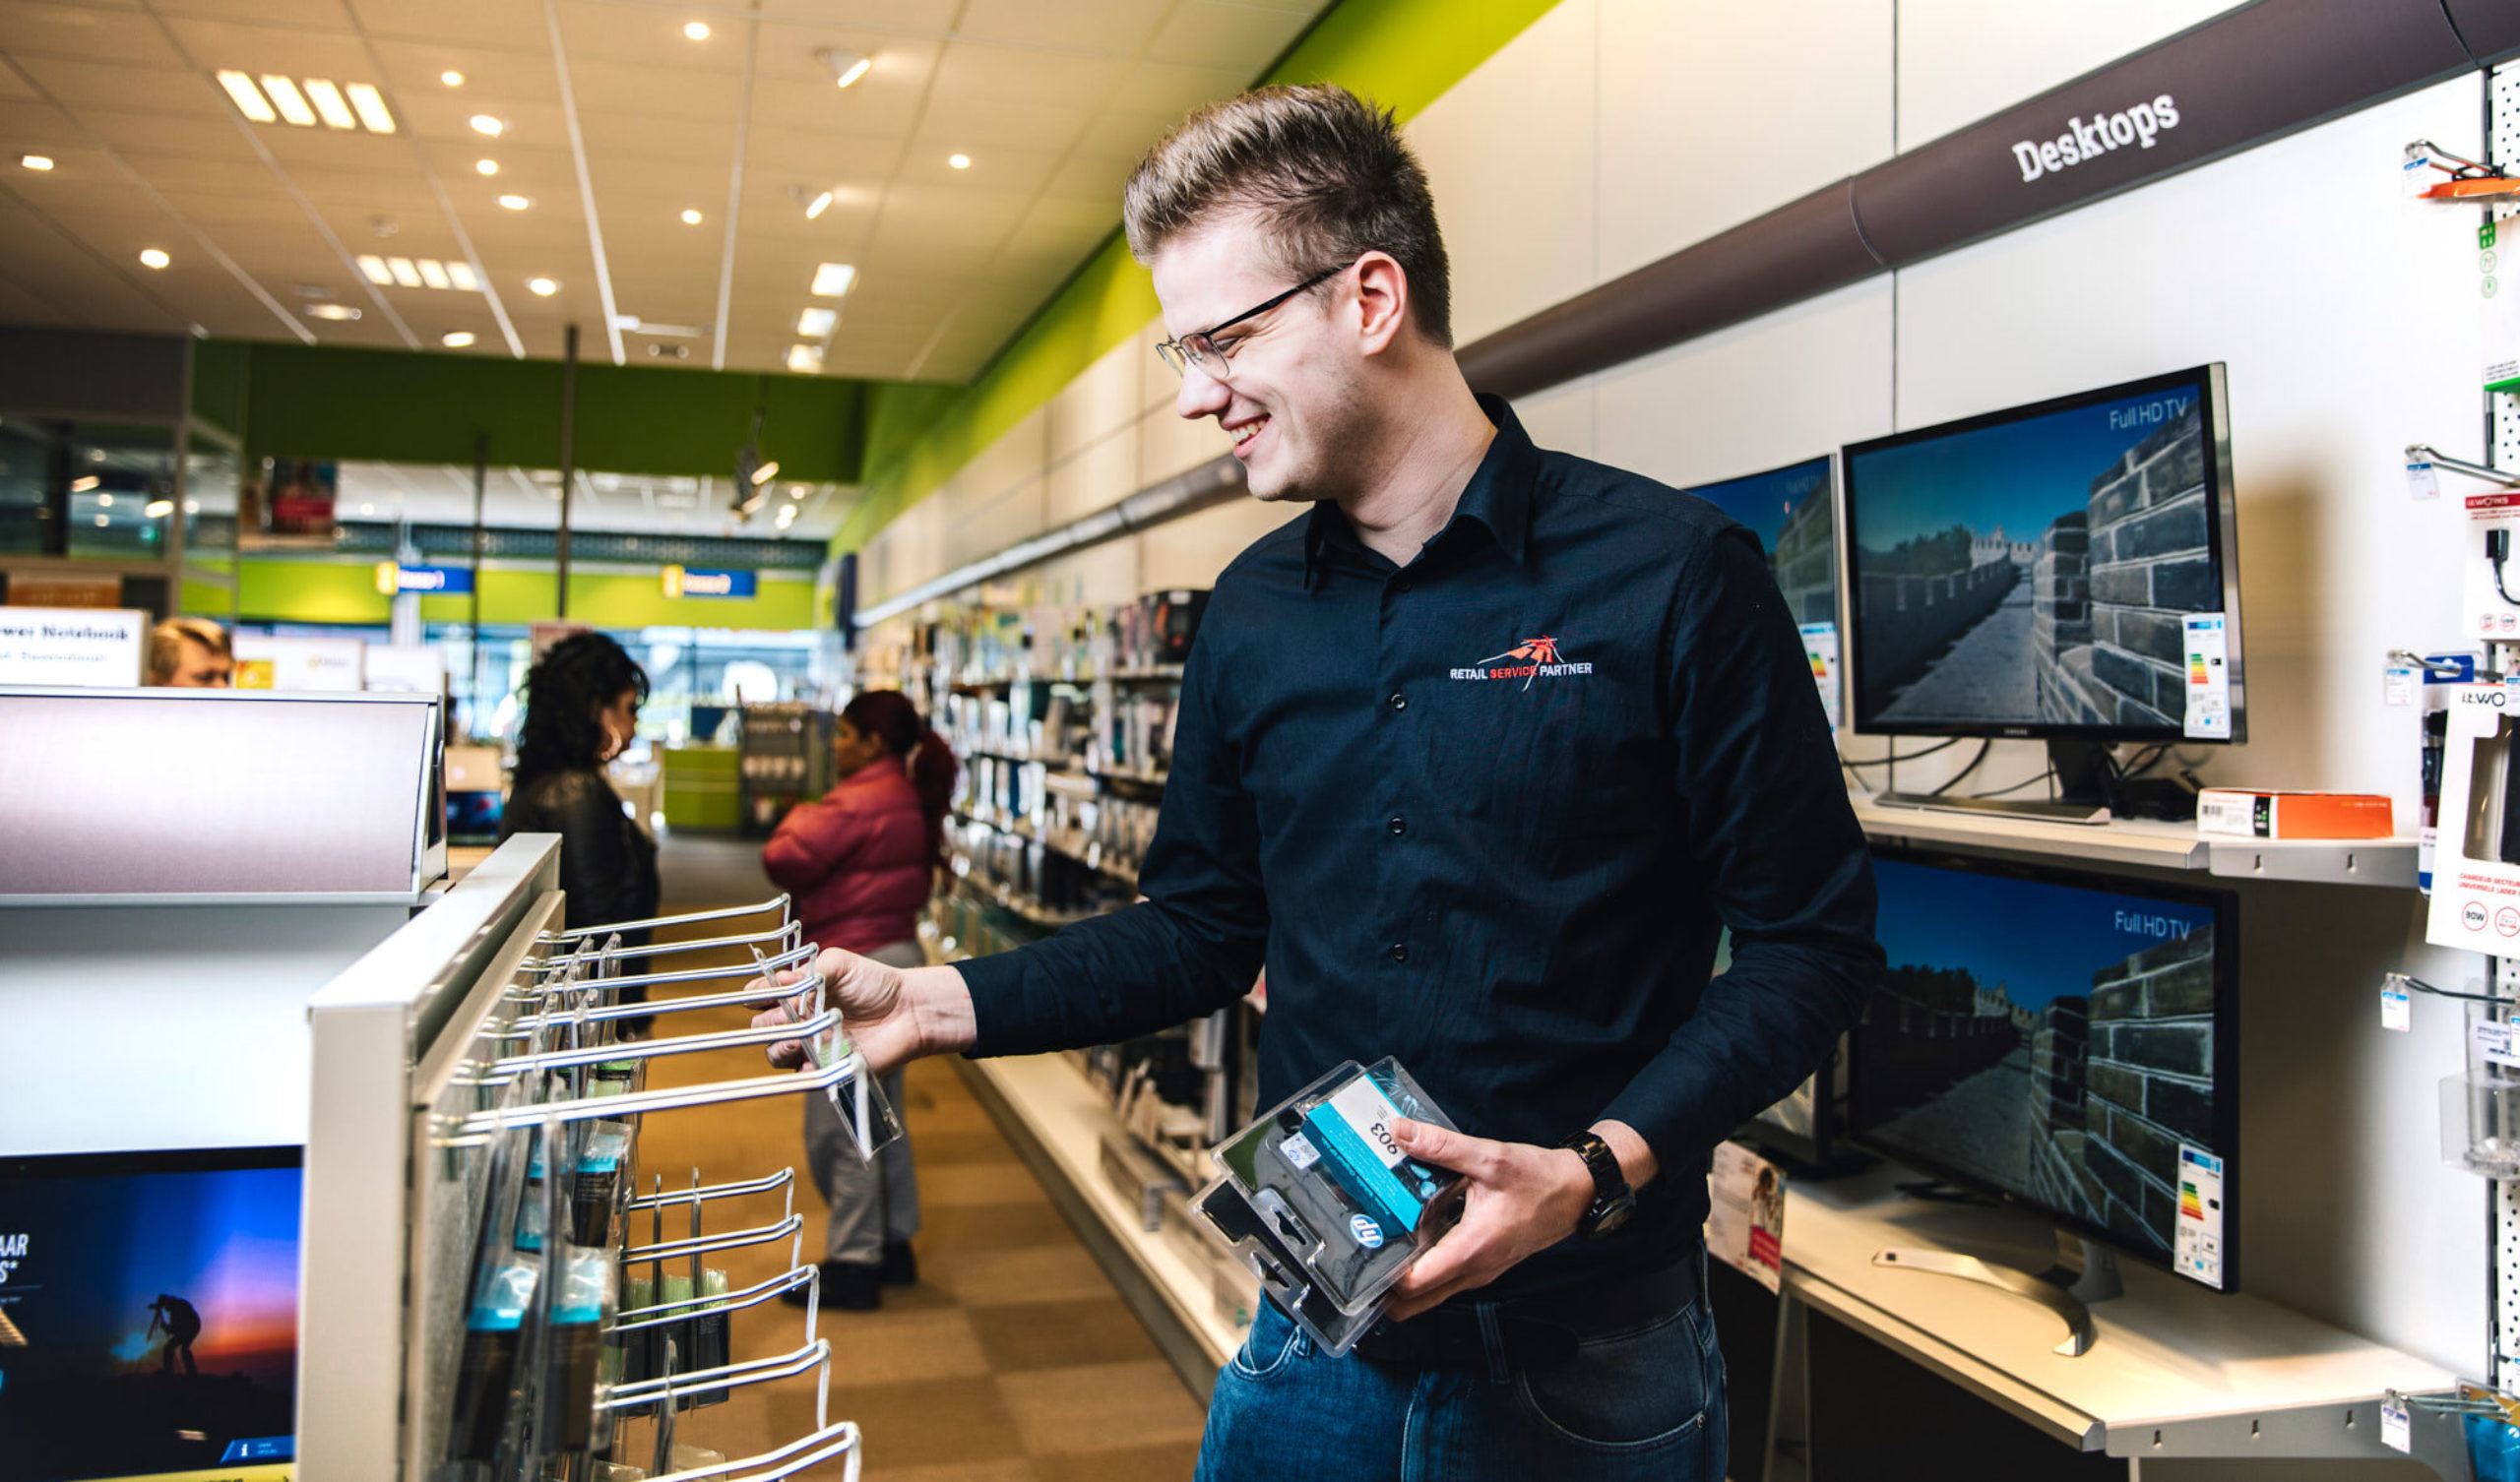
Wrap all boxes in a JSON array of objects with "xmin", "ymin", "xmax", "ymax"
[
  {"xmin": 1894, "ymin": 0, "xmax": 2249, "ymax": 153},
  {"xmin": 1596, "ymin": 0, "xmax": 1894, "ymax": 282},
  {"xmin": 1049, "ymin": 333, "xmax": 1145, "ymax": 460},
  {"xmin": 1512, "ymin": 372, "xmax": 1599, "ymax": 459},
  {"xmin": 1047, "ymin": 426, "xmax": 1141, "ymax": 524},
  {"xmin": 1596, "ymin": 273, "xmax": 1894, "ymax": 492},
  {"xmin": 1408, "ymin": 0, "xmax": 1600, "ymax": 343},
  {"xmin": 1137, "ymin": 398, "xmax": 1233, "ymax": 485},
  {"xmin": 1890, "ymin": 76, "xmax": 2485, "ymax": 1374},
  {"xmin": 1141, "ymin": 496, "xmax": 1299, "ymax": 590}
]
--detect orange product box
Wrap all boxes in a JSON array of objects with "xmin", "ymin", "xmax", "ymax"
[{"xmin": 2194, "ymin": 789, "xmax": 2394, "ymax": 840}]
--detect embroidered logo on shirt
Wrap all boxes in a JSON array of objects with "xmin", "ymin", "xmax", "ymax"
[{"xmin": 1448, "ymin": 636, "xmax": 1594, "ymax": 691}]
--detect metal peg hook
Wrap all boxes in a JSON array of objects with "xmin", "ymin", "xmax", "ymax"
[{"xmin": 540, "ymin": 894, "xmax": 790, "ymax": 941}]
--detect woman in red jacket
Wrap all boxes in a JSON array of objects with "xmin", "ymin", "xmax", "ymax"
[{"xmin": 762, "ymin": 689, "xmax": 956, "ymax": 1310}]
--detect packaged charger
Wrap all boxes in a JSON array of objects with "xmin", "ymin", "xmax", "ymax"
[
  {"xmin": 2424, "ymin": 682, "xmax": 2520, "ymax": 951},
  {"xmin": 1191, "ymin": 1058, "xmax": 1468, "ymax": 1357}
]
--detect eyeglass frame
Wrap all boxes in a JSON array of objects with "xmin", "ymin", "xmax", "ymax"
[{"xmin": 1153, "ymin": 262, "xmax": 1348, "ymax": 381}]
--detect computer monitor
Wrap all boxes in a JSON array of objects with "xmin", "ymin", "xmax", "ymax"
[
  {"xmin": 1839, "ymin": 366, "xmax": 2243, "ymax": 771},
  {"xmin": 0, "ymin": 1146, "xmax": 302, "ymax": 1480},
  {"xmin": 1684, "ymin": 455, "xmax": 1837, "ymax": 628},
  {"xmin": 1847, "ymin": 848, "xmax": 2237, "ymax": 1296}
]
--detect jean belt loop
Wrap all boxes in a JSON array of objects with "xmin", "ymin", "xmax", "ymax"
[{"xmin": 1475, "ymin": 1302, "xmax": 1510, "ymax": 1386}]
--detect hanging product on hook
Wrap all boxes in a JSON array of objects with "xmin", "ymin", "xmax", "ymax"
[{"xmin": 2405, "ymin": 140, "xmax": 2520, "ymax": 205}]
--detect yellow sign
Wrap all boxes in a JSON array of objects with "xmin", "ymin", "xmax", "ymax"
[
  {"xmin": 233, "ymin": 657, "xmax": 278, "ymax": 689},
  {"xmin": 662, "ymin": 564, "xmax": 686, "ymax": 597},
  {"xmin": 374, "ymin": 561, "xmax": 398, "ymax": 594}
]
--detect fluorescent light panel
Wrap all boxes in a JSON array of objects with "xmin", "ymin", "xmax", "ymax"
[
  {"xmin": 447, "ymin": 261, "xmax": 479, "ymax": 291},
  {"xmin": 304, "ymin": 79, "xmax": 356, "ymax": 130},
  {"xmin": 785, "ymin": 344, "xmax": 822, "ymax": 373},
  {"xmin": 809, "ymin": 263, "xmax": 854, "ymax": 297},
  {"xmin": 260, "ymin": 75, "xmax": 317, "ymax": 127},
  {"xmin": 386, "ymin": 257, "xmax": 422, "ymax": 287},
  {"xmin": 217, "ymin": 71, "xmax": 277, "ymax": 122},
  {"xmin": 356, "ymin": 254, "xmax": 392, "ymax": 285},
  {"xmin": 346, "ymin": 83, "xmax": 395, "ymax": 132},
  {"xmin": 361, "ymin": 256, "xmax": 478, "ymax": 292},
  {"xmin": 795, "ymin": 307, "xmax": 836, "ymax": 337},
  {"xmin": 416, "ymin": 259, "xmax": 451, "ymax": 289}
]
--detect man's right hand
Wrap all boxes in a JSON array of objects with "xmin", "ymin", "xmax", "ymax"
[{"xmin": 745, "ymin": 947, "xmax": 976, "ymax": 1077}]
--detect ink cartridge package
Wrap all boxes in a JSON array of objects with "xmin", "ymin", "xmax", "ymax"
[
  {"xmin": 1191, "ymin": 1058, "xmax": 1468, "ymax": 1356},
  {"xmin": 536, "ymin": 1249, "xmax": 614, "ymax": 1453}
]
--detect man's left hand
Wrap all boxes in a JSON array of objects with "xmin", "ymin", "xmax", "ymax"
[{"xmin": 1378, "ymin": 1119, "xmax": 1597, "ymax": 1322}]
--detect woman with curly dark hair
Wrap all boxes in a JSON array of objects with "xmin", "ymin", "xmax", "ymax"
[{"xmin": 502, "ymin": 632, "xmax": 661, "ymax": 1031}]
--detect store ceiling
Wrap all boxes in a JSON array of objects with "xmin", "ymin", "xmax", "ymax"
[
  {"xmin": 0, "ymin": 0, "xmax": 1324, "ymax": 382},
  {"xmin": 333, "ymin": 459, "xmax": 850, "ymax": 539}
]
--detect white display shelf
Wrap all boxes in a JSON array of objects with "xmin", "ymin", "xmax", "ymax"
[
  {"xmin": 956, "ymin": 1050, "xmax": 1243, "ymax": 1396},
  {"xmin": 1781, "ymin": 1166, "xmax": 2460, "ymax": 1469},
  {"xmin": 1851, "ymin": 798, "xmax": 2419, "ymax": 889}
]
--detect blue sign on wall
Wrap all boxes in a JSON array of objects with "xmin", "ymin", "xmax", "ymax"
[
  {"xmin": 376, "ymin": 563, "xmax": 474, "ymax": 594},
  {"xmin": 662, "ymin": 566, "xmax": 757, "ymax": 599}
]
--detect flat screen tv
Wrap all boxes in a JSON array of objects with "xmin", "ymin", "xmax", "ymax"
[
  {"xmin": 1846, "ymin": 849, "xmax": 2237, "ymax": 1292},
  {"xmin": 1839, "ymin": 365, "xmax": 2242, "ymax": 746},
  {"xmin": 1684, "ymin": 454, "xmax": 1837, "ymax": 628},
  {"xmin": 0, "ymin": 1146, "xmax": 302, "ymax": 1480}
]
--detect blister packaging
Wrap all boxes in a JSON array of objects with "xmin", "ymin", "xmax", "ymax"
[{"xmin": 1191, "ymin": 1058, "xmax": 1468, "ymax": 1356}]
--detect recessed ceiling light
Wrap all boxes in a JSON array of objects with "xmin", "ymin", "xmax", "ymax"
[
  {"xmin": 307, "ymin": 303, "xmax": 362, "ymax": 321},
  {"xmin": 443, "ymin": 331, "xmax": 476, "ymax": 347},
  {"xmin": 681, "ymin": 208, "xmax": 703, "ymax": 224},
  {"xmin": 528, "ymin": 277, "xmax": 558, "ymax": 296},
  {"xmin": 70, "ymin": 475, "xmax": 97, "ymax": 492},
  {"xmin": 796, "ymin": 306, "xmax": 836, "ymax": 337},
  {"xmin": 785, "ymin": 343, "xmax": 823, "ymax": 374},
  {"xmin": 356, "ymin": 254, "xmax": 392, "ymax": 285},
  {"xmin": 97, "ymin": 493, "xmax": 113, "ymax": 507},
  {"xmin": 139, "ymin": 248, "xmax": 169, "ymax": 269},
  {"xmin": 948, "ymin": 153, "xmax": 971, "ymax": 170},
  {"xmin": 146, "ymin": 499, "xmax": 174, "ymax": 519},
  {"xmin": 93, "ymin": 514, "xmax": 109, "ymax": 527},
  {"xmin": 470, "ymin": 114, "xmax": 504, "ymax": 138},
  {"xmin": 305, "ymin": 78, "xmax": 357, "ymax": 130},
  {"xmin": 498, "ymin": 194, "xmax": 530, "ymax": 211},
  {"xmin": 447, "ymin": 261, "xmax": 479, "ymax": 290},
  {"xmin": 261, "ymin": 75, "xmax": 318, "ymax": 127},
  {"xmin": 216, "ymin": 71, "xmax": 277, "ymax": 123},
  {"xmin": 416, "ymin": 259, "xmax": 451, "ymax": 288},
  {"xmin": 804, "ymin": 189, "xmax": 832, "ymax": 219},
  {"xmin": 475, "ymin": 157, "xmax": 499, "ymax": 176},
  {"xmin": 816, "ymin": 48, "xmax": 872, "ymax": 89},
  {"xmin": 20, "ymin": 154, "xmax": 53, "ymax": 171},
  {"xmin": 387, "ymin": 257, "xmax": 422, "ymax": 287},
  {"xmin": 809, "ymin": 262, "xmax": 854, "ymax": 297},
  {"xmin": 359, "ymin": 502, "xmax": 374, "ymax": 516},
  {"xmin": 345, "ymin": 83, "xmax": 396, "ymax": 133},
  {"xmin": 684, "ymin": 20, "xmax": 710, "ymax": 39},
  {"xmin": 441, "ymin": 70, "xmax": 465, "ymax": 88},
  {"xmin": 184, "ymin": 499, "xmax": 199, "ymax": 514}
]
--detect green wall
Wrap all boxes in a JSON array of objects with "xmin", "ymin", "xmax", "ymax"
[
  {"xmin": 227, "ymin": 558, "xmax": 814, "ymax": 629},
  {"xmin": 832, "ymin": 0, "xmax": 1562, "ymax": 553},
  {"xmin": 219, "ymin": 340, "xmax": 881, "ymax": 482}
]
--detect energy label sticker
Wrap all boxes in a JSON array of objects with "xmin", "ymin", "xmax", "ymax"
[
  {"xmin": 2182, "ymin": 614, "xmax": 2233, "ymax": 740},
  {"xmin": 2174, "ymin": 1144, "xmax": 2226, "ymax": 1289}
]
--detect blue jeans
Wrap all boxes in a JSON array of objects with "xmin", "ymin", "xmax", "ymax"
[{"xmin": 1195, "ymin": 1286, "xmax": 1727, "ymax": 1482}]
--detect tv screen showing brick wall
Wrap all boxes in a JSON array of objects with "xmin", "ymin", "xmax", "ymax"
[
  {"xmin": 1683, "ymin": 455, "xmax": 1837, "ymax": 629},
  {"xmin": 1848, "ymin": 850, "xmax": 2237, "ymax": 1286},
  {"xmin": 1840, "ymin": 365, "xmax": 2236, "ymax": 740}
]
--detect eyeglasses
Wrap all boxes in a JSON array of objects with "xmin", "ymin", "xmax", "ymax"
[{"xmin": 1154, "ymin": 264, "xmax": 1346, "ymax": 382}]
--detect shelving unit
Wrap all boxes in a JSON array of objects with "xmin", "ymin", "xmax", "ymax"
[{"xmin": 1850, "ymin": 797, "xmax": 2420, "ymax": 889}]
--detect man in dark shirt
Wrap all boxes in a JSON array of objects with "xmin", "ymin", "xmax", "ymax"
[{"xmin": 763, "ymin": 84, "xmax": 1879, "ymax": 1480}]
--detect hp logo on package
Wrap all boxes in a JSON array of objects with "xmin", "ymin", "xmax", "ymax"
[{"xmin": 1350, "ymin": 1213, "xmax": 1385, "ymax": 1250}]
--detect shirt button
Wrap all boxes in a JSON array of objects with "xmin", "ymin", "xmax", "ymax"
[
  {"xmin": 1388, "ymin": 816, "xmax": 1407, "ymax": 836},
  {"xmin": 1395, "ymin": 577, "xmax": 1414, "ymax": 594},
  {"xmin": 1389, "ymin": 943, "xmax": 1410, "ymax": 963},
  {"xmin": 1388, "ymin": 692, "xmax": 1408, "ymax": 711}
]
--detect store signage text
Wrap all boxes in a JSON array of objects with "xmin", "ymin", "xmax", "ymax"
[
  {"xmin": 375, "ymin": 562, "xmax": 474, "ymax": 594},
  {"xmin": 2011, "ymin": 93, "xmax": 2181, "ymax": 183},
  {"xmin": 662, "ymin": 566, "xmax": 756, "ymax": 599}
]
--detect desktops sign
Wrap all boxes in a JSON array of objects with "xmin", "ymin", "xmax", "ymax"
[{"xmin": 2010, "ymin": 94, "xmax": 2181, "ymax": 183}]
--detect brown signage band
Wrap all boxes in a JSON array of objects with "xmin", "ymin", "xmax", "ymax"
[{"xmin": 1459, "ymin": 0, "xmax": 2511, "ymax": 400}]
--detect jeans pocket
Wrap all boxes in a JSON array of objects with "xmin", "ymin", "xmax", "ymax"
[
  {"xmin": 1228, "ymin": 1302, "xmax": 1306, "ymax": 1382},
  {"xmin": 1513, "ymin": 1304, "xmax": 1711, "ymax": 1451}
]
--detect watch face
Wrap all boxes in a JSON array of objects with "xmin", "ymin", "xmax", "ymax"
[{"xmin": 1589, "ymin": 1199, "xmax": 1634, "ymax": 1237}]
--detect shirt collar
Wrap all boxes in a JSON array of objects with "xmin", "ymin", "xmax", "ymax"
[{"xmin": 1302, "ymin": 394, "xmax": 1536, "ymax": 587}]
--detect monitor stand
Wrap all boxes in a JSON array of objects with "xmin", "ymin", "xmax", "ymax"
[
  {"xmin": 1871, "ymin": 1229, "xmax": 2122, "ymax": 1357},
  {"xmin": 1873, "ymin": 739, "xmax": 2113, "ymax": 826}
]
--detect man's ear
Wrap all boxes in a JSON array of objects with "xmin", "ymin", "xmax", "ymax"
[{"xmin": 1352, "ymin": 251, "xmax": 1411, "ymax": 358}]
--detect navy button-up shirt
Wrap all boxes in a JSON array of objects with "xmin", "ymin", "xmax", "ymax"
[{"xmin": 959, "ymin": 396, "xmax": 1881, "ymax": 1298}]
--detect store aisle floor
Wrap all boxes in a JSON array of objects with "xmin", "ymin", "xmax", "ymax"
[{"xmin": 624, "ymin": 834, "xmax": 1208, "ymax": 1480}]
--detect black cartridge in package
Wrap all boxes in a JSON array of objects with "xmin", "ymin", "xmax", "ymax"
[{"xmin": 1191, "ymin": 1058, "xmax": 1468, "ymax": 1356}]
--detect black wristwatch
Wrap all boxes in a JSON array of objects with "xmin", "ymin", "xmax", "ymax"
[{"xmin": 1558, "ymin": 1131, "xmax": 1636, "ymax": 1238}]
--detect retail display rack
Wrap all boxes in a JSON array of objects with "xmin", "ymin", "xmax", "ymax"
[{"xmin": 300, "ymin": 852, "xmax": 890, "ymax": 1477}]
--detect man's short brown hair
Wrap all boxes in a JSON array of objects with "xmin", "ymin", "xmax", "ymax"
[
  {"xmin": 148, "ymin": 616, "xmax": 231, "ymax": 684},
  {"xmin": 1123, "ymin": 84, "xmax": 1453, "ymax": 349}
]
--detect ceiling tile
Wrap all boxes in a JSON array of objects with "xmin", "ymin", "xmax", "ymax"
[
  {"xmin": 257, "ymin": 124, "xmax": 417, "ymax": 173},
  {"xmin": 740, "ymin": 122, "xmax": 901, "ymax": 178},
  {"xmin": 1105, "ymin": 59, "xmax": 1248, "ymax": 119},
  {"xmin": 0, "ymin": 3, "xmax": 193, "ymax": 67},
  {"xmin": 429, "ymin": 140, "xmax": 577, "ymax": 192},
  {"xmin": 750, "ymin": 23, "xmax": 935, "ymax": 84},
  {"xmin": 347, "ymin": 0, "xmax": 549, "ymax": 52},
  {"xmin": 554, "ymin": 0, "xmax": 744, "ymax": 73},
  {"xmin": 156, "ymin": 16, "xmax": 375, "ymax": 76},
  {"xmin": 1040, "ymin": 144, "xmax": 1140, "ymax": 205},
  {"xmin": 913, "ymin": 90, "xmax": 1090, "ymax": 153},
  {"xmin": 1141, "ymin": 0, "xmax": 1314, "ymax": 72},
  {"xmin": 928, "ymin": 38, "xmax": 1127, "ymax": 108},
  {"xmin": 0, "ymin": 60, "xmax": 42, "ymax": 101},
  {"xmin": 70, "ymin": 107, "xmax": 264, "ymax": 158},
  {"xmin": 120, "ymin": 152, "xmax": 279, "ymax": 193},
  {"xmin": 952, "ymin": 0, "xmax": 1170, "ymax": 54},
  {"xmin": 746, "ymin": 73, "xmax": 922, "ymax": 135},
  {"xmin": 0, "ymin": 95, "xmax": 84, "ymax": 147},
  {"xmin": 576, "ymin": 107, "xmax": 730, "ymax": 164},
  {"xmin": 158, "ymin": 0, "xmax": 355, "ymax": 30},
  {"xmin": 397, "ymin": 96, "xmax": 572, "ymax": 148},
  {"xmin": 17, "ymin": 57, "xmax": 226, "ymax": 116},
  {"xmin": 368, "ymin": 40, "xmax": 555, "ymax": 102},
  {"xmin": 565, "ymin": 56, "xmax": 741, "ymax": 121}
]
